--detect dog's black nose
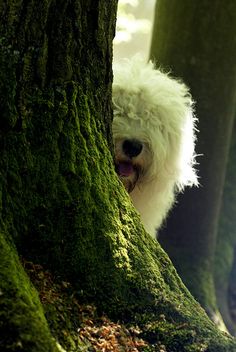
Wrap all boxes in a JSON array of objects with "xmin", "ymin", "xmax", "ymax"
[{"xmin": 123, "ymin": 139, "xmax": 143, "ymax": 158}]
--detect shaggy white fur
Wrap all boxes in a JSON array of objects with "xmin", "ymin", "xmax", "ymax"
[{"xmin": 112, "ymin": 56, "xmax": 198, "ymax": 238}]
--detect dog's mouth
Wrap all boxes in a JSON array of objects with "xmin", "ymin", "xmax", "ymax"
[
  {"xmin": 116, "ymin": 161, "xmax": 134, "ymax": 177},
  {"xmin": 115, "ymin": 160, "xmax": 139, "ymax": 193}
]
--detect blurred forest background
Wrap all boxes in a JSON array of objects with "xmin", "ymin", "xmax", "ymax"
[
  {"xmin": 114, "ymin": 0, "xmax": 155, "ymax": 61},
  {"xmin": 114, "ymin": 0, "xmax": 236, "ymax": 336}
]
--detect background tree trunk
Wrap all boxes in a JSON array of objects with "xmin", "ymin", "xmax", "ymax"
[
  {"xmin": 1, "ymin": 0, "xmax": 236, "ymax": 351},
  {"xmin": 150, "ymin": 0, "xmax": 236, "ymax": 326},
  {"xmin": 214, "ymin": 117, "xmax": 236, "ymax": 335}
]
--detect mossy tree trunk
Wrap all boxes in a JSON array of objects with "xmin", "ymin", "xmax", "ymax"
[
  {"xmin": 1, "ymin": 1, "xmax": 236, "ymax": 351},
  {"xmin": 0, "ymin": 1, "xmax": 117, "ymax": 350},
  {"xmin": 150, "ymin": 0, "xmax": 236, "ymax": 326}
]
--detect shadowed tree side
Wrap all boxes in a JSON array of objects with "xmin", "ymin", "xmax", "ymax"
[
  {"xmin": 1, "ymin": 0, "xmax": 236, "ymax": 351},
  {"xmin": 150, "ymin": 0, "xmax": 236, "ymax": 328}
]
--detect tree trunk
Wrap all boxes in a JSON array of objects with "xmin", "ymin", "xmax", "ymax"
[
  {"xmin": 150, "ymin": 0, "xmax": 236, "ymax": 325},
  {"xmin": 0, "ymin": 0, "xmax": 117, "ymax": 350},
  {"xmin": 215, "ymin": 117, "xmax": 236, "ymax": 335},
  {"xmin": 1, "ymin": 1, "xmax": 236, "ymax": 351}
]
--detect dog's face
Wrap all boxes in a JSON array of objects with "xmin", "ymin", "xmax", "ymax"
[
  {"xmin": 114, "ymin": 137, "xmax": 152, "ymax": 193},
  {"xmin": 113, "ymin": 90, "xmax": 155, "ymax": 193}
]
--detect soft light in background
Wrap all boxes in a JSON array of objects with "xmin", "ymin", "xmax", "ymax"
[{"xmin": 113, "ymin": 0, "xmax": 155, "ymax": 61}]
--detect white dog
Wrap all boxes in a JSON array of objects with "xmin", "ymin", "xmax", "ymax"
[{"xmin": 112, "ymin": 56, "xmax": 198, "ymax": 238}]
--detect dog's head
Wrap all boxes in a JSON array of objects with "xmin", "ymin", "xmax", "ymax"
[{"xmin": 112, "ymin": 56, "xmax": 198, "ymax": 194}]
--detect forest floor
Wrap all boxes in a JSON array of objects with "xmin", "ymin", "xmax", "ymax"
[{"xmin": 23, "ymin": 260, "xmax": 164, "ymax": 352}]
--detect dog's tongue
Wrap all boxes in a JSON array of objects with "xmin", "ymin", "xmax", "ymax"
[{"xmin": 117, "ymin": 162, "xmax": 134, "ymax": 177}]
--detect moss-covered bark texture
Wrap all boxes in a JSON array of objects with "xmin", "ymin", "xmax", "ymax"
[
  {"xmin": 150, "ymin": 0, "xmax": 236, "ymax": 328},
  {"xmin": 0, "ymin": 0, "xmax": 236, "ymax": 351}
]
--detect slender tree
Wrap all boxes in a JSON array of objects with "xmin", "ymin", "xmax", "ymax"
[
  {"xmin": 150, "ymin": 0, "xmax": 236, "ymax": 328},
  {"xmin": 1, "ymin": 1, "xmax": 236, "ymax": 351},
  {"xmin": 214, "ymin": 117, "xmax": 236, "ymax": 335}
]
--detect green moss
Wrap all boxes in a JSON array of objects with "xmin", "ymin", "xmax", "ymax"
[
  {"xmin": 140, "ymin": 317, "xmax": 235, "ymax": 352},
  {"xmin": 0, "ymin": 38, "xmax": 19, "ymax": 131},
  {"xmin": 0, "ymin": 232, "xmax": 59, "ymax": 351}
]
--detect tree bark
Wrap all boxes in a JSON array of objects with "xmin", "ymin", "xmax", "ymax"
[
  {"xmin": 0, "ymin": 0, "xmax": 117, "ymax": 350},
  {"xmin": 1, "ymin": 0, "xmax": 236, "ymax": 351},
  {"xmin": 150, "ymin": 0, "xmax": 236, "ymax": 326}
]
